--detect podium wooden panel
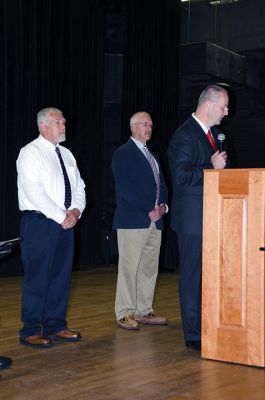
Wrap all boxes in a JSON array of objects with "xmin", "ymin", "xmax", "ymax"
[{"xmin": 202, "ymin": 169, "xmax": 265, "ymax": 367}]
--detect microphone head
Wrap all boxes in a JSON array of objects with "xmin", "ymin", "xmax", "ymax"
[{"xmin": 218, "ymin": 133, "xmax": 225, "ymax": 142}]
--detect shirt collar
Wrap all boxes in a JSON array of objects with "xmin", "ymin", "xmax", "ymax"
[
  {"xmin": 130, "ymin": 136, "xmax": 146, "ymax": 151},
  {"xmin": 192, "ymin": 113, "xmax": 209, "ymax": 134},
  {"xmin": 38, "ymin": 134, "xmax": 58, "ymax": 150}
]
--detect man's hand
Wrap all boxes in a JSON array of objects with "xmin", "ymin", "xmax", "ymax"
[
  {"xmin": 211, "ymin": 150, "xmax": 227, "ymax": 170},
  {"xmin": 148, "ymin": 204, "xmax": 166, "ymax": 222},
  {"xmin": 61, "ymin": 208, "xmax": 80, "ymax": 229}
]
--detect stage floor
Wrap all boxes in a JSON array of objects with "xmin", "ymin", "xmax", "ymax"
[{"xmin": 0, "ymin": 267, "xmax": 264, "ymax": 399}]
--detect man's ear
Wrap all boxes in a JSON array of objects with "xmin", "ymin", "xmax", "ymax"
[{"xmin": 39, "ymin": 122, "xmax": 46, "ymax": 134}]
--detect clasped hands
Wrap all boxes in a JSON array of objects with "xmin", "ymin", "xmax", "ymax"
[
  {"xmin": 62, "ymin": 208, "xmax": 80, "ymax": 229},
  {"xmin": 149, "ymin": 204, "xmax": 166, "ymax": 222},
  {"xmin": 211, "ymin": 150, "xmax": 227, "ymax": 169}
]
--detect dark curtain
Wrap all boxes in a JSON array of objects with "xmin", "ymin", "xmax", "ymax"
[
  {"xmin": 0, "ymin": 0, "xmax": 106, "ymax": 267},
  {"xmin": 0, "ymin": 0, "xmax": 181, "ymax": 272},
  {"xmin": 122, "ymin": 0, "xmax": 180, "ymax": 160},
  {"xmin": 121, "ymin": 0, "xmax": 181, "ymax": 269}
]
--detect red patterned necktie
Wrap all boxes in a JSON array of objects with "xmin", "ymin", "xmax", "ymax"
[{"xmin": 207, "ymin": 130, "xmax": 217, "ymax": 152}]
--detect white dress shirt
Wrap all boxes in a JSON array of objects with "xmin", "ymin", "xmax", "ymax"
[
  {"xmin": 192, "ymin": 112, "xmax": 208, "ymax": 134},
  {"xmin": 130, "ymin": 137, "xmax": 159, "ymax": 171},
  {"xmin": 17, "ymin": 135, "xmax": 86, "ymax": 224}
]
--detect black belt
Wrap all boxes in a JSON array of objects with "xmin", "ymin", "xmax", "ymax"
[{"xmin": 22, "ymin": 210, "xmax": 43, "ymax": 215}]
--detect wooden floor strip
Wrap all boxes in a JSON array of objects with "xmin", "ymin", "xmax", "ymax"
[{"xmin": 0, "ymin": 267, "xmax": 264, "ymax": 399}]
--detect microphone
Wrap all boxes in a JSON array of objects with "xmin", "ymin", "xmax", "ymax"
[{"xmin": 218, "ymin": 133, "xmax": 225, "ymax": 152}]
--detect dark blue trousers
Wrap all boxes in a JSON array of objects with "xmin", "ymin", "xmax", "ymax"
[
  {"xmin": 177, "ymin": 234, "xmax": 202, "ymax": 342},
  {"xmin": 19, "ymin": 212, "xmax": 74, "ymax": 338}
]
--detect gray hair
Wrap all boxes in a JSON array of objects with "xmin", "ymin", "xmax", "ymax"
[
  {"xmin": 37, "ymin": 107, "xmax": 62, "ymax": 129},
  {"xmin": 198, "ymin": 85, "xmax": 228, "ymax": 106},
  {"xmin": 130, "ymin": 111, "xmax": 150, "ymax": 126}
]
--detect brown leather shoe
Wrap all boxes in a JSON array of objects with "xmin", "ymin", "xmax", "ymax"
[
  {"xmin": 20, "ymin": 334, "xmax": 52, "ymax": 348},
  {"xmin": 134, "ymin": 311, "xmax": 168, "ymax": 325},
  {"xmin": 51, "ymin": 329, "xmax": 81, "ymax": 342},
  {"xmin": 117, "ymin": 314, "xmax": 139, "ymax": 330}
]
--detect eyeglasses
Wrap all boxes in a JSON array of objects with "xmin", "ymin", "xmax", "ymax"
[
  {"xmin": 214, "ymin": 104, "xmax": 229, "ymax": 113},
  {"xmin": 131, "ymin": 122, "xmax": 155, "ymax": 129}
]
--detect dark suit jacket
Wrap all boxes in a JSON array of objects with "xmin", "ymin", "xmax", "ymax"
[
  {"xmin": 112, "ymin": 138, "xmax": 168, "ymax": 230},
  {"xmin": 167, "ymin": 115, "xmax": 225, "ymax": 236}
]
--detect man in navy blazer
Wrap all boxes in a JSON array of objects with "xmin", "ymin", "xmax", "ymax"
[
  {"xmin": 112, "ymin": 111, "xmax": 168, "ymax": 330},
  {"xmin": 167, "ymin": 85, "xmax": 229, "ymax": 351}
]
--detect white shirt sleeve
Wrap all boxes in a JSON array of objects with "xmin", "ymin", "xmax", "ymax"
[{"xmin": 17, "ymin": 137, "xmax": 86, "ymax": 224}]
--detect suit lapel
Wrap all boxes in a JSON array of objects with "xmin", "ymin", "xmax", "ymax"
[{"xmin": 128, "ymin": 138, "xmax": 158, "ymax": 180}]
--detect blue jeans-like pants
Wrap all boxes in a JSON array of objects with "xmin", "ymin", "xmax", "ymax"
[{"xmin": 19, "ymin": 212, "xmax": 74, "ymax": 338}]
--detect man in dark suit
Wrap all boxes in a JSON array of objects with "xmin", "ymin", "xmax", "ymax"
[
  {"xmin": 167, "ymin": 85, "xmax": 229, "ymax": 350},
  {"xmin": 112, "ymin": 111, "xmax": 168, "ymax": 330}
]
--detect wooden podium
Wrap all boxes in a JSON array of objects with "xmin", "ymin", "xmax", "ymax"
[{"xmin": 202, "ymin": 169, "xmax": 265, "ymax": 367}]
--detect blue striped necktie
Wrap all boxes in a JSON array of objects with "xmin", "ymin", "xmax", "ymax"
[
  {"xmin": 143, "ymin": 145, "xmax": 160, "ymax": 204},
  {"xmin": 55, "ymin": 147, "xmax": 72, "ymax": 209}
]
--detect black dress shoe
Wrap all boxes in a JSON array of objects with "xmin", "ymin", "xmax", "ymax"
[
  {"xmin": 0, "ymin": 356, "xmax": 12, "ymax": 369},
  {"xmin": 185, "ymin": 340, "xmax": 201, "ymax": 351}
]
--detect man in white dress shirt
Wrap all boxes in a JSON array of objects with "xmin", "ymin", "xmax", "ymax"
[{"xmin": 17, "ymin": 107, "xmax": 86, "ymax": 348}]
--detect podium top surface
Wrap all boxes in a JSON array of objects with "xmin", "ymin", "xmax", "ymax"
[
  {"xmin": 203, "ymin": 168, "xmax": 265, "ymax": 172},
  {"xmin": 203, "ymin": 168, "xmax": 265, "ymax": 173}
]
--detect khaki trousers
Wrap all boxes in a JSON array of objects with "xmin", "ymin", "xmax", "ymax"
[{"xmin": 115, "ymin": 222, "xmax": 161, "ymax": 320}]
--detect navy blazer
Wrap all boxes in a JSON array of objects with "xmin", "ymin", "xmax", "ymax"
[
  {"xmin": 112, "ymin": 138, "xmax": 168, "ymax": 230},
  {"xmin": 167, "ymin": 115, "xmax": 225, "ymax": 236}
]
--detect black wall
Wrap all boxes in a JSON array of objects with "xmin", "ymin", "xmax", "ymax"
[
  {"xmin": 180, "ymin": 0, "xmax": 265, "ymax": 168},
  {"xmin": 0, "ymin": 0, "xmax": 181, "ymax": 272}
]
